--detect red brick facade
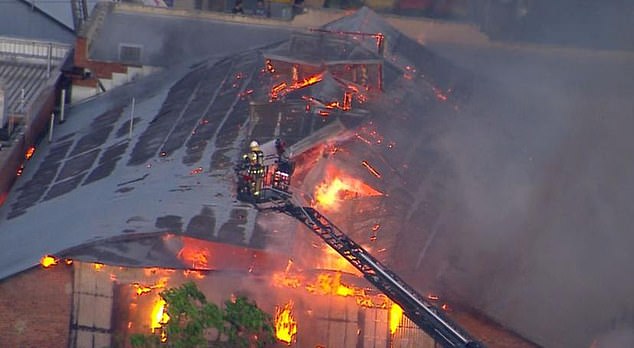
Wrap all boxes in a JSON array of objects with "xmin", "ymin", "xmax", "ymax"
[
  {"xmin": 73, "ymin": 36, "xmax": 131, "ymax": 87},
  {"xmin": 0, "ymin": 78, "xmax": 58, "ymax": 209},
  {"xmin": 0, "ymin": 266, "xmax": 72, "ymax": 347}
]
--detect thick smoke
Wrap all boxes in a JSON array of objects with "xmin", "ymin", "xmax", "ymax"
[{"xmin": 418, "ymin": 41, "xmax": 634, "ymax": 346}]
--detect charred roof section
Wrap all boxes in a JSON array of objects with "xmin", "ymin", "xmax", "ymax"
[{"xmin": 263, "ymin": 31, "xmax": 383, "ymax": 66}]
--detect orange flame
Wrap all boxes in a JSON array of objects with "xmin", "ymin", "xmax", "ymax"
[
  {"xmin": 294, "ymin": 74, "xmax": 323, "ymax": 89},
  {"xmin": 270, "ymin": 73, "xmax": 324, "ymax": 100},
  {"xmin": 389, "ymin": 302, "xmax": 403, "ymax": 334},
  {"xmin": 177, "ymin": 245, "xmax": 210, "ymax": 269},
  {"xmin": 317, "ymin": 246, "xmax": 359, "ymax": 275},
  {"xmin": 272, "ymin": 271, "xmax": 388, "ymax": 309},
  {"xmin": 151, "ymin": 298, "xmax": 170, "ymax": 341},
  {"xmin": 273, "ymin": 272, "xmax": 303, "ymax": 289},
  {"xmin": 40, "ymin": 255, "xmax": 58, "ymax": 268},
  {"xmin": 134, "ymin": 285, "xmax": 152, "ymax": 295},
  {"xmin": 132, "ymin": 277, "xmax": 168, "ymax": 296},
  {"xmin": 314, "ymin": 173, "xmax": 382, "ymax": 210},
  {"xmin": 25, "ymin": 146, "xmax": 36, "ymax": 160},
  {"xmin": 306, "ymin": 273, "xmax": 354, "ymax": 297},
  {"xmin": 274, "ymin": 301, "xmax": 297, "ymax": 345}
]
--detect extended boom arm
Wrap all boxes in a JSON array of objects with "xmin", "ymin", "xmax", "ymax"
[{"xmin": 276, "ymin": 201, "xmax": 484, "ymax": 348}]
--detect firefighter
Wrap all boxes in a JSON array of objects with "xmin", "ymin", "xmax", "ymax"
[
  {"xmin": 242, "ymin": 140, "xmax": 265, "ymax": 197},
  {"xmin": 272, "ymin": 138, "xmax": 293, "ymax": 192},
  {"xmin": 275, "ymin": 138, "xmax": 287, "ymax": 159}
]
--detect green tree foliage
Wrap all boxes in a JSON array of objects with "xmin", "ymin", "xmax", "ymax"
[
  {"xmin": 161, "ymin": 282, "xmax": 224, "ymax": 348},
  {"xmin": 224, "ymin": 295, "xmax": 275, "ymax": 348},
  {"xmin": 130, "ymin": 282, "xmax": 275, "ymax": 348}
]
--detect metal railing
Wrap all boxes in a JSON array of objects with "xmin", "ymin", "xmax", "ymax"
[{"xmin": 0, "ymin": 37, "xmax": 70, "ymax": 61}]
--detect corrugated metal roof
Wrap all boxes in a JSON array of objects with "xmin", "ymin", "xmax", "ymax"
[{"xmin": 0, "ymin": 0, "xmax": 75, "ymax": 43}]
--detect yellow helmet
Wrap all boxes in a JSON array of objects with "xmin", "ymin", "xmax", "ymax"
[{"xmin": 250, "ymin": 140, "xmax": 259, "ymax": 150}]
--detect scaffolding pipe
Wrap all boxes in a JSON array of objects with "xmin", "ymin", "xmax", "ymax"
[
  {"xmin": 60, "ymin": 89, "xmax": 66, "ymax": 123},
  {"xmin": 129, "ymin": 97, "xmax": 135, "ymax": 139},
  {"xmin": 46, "ymin": 43, "xmax": 52, "ymax": 79},
  {"xmin": 48, "ymin": 113, "xmax": 55, "ymax": 142}
]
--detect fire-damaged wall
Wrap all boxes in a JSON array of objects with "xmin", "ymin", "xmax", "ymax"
[
  {"xmin": 0, "ymin": 265, "xmax": 72, "ymax": 347},
  {"xmin": 42, "ymin": 257, "xmax": 437, "ymax": 348}
]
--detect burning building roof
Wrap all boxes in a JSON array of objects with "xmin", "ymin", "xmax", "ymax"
[{"xmin": 0, "ymin": 6, "xmax": 557, "ymax": 347}]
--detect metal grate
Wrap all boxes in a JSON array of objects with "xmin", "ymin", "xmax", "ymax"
[{"xmin": 119, "ymin": 44, "xmax": 142, "ymax": 64}]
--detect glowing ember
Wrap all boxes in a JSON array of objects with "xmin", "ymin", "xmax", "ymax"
[
  {"xmin": 270, "ymin": 82, "xmax": 287, "ymax": 100},
  {"xmin": 151, "ymin": 298, "xmax": 170, "ymax": 335},
  {"xmin": 274, "ymin": 301, "xmax": 297, "ymax": 345},
  {"xmin": 389, "ymin": 303, "xmax": 403, "ymax": 335},
  {"xmin": 427, "ymin": 294, "xmax": 439, "ymax": 301},
  {"xmin": 25, "ymin": 146, "xmax": 36, "ymax": 160},
  {"xmin": 40, "ymin": 255, "xmax": 58, "ymax": 268},
  {"xmin": 294, "ymin": 74, "xmax": 323, "ymax": 89},
  {"xmin": 314, "ymin": 173, "xmax": 382, "ymax": 211},
  {"xmin": 432, "ymin": 86, "xmax": 449, "ymax": 102}
]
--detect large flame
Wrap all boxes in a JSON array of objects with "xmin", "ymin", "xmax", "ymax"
[
  {"xmin": 275, "ymin": 301, "xmax": 297, "ymax": 345},
  {"xmin": 272, "ymin": 271, "xmax": 389, "ymax": 309},
  {"xmin": 151, "ymin": 298, "xmax": 170, "ymax": 342},
  {"xmin": 389, "ymin": 302, "xmax": 403, "ymax": 335},
  {"xmin": 314, "ymin": 173, "xmax": 382, "ymax": 210}
]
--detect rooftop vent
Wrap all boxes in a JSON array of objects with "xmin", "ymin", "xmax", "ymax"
[{"xmin": 119, "ymin": 44, "xmax": 142, "ymax": 64}]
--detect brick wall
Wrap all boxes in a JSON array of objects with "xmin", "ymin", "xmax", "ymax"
[
  {"xmin": 74, "ymin": 37, "xmax": 129, "ymax": 82},
  {"xmin": 0, "ymin": 265, "xmax": 72, "ymax": 347},
  {"xmin": 0, "ymin": 76, "xmax": 59, "ymax": 209}
]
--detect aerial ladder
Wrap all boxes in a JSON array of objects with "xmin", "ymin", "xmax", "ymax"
[{"xmin": 236, "ymin": 140, "xmax": 484, "ymax": 348}]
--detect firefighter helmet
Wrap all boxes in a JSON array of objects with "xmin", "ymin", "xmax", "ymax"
[{"xmin": 249, "ymin": 140, "xmax": 260, "ymax": 150}]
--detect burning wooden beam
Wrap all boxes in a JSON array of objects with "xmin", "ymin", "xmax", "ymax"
[{"xmin": 361, "ymin": 160, "xmax": 381, "ymax": 178}]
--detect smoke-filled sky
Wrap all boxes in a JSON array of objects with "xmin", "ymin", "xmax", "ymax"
[{"xmin": 415, "ymin": 42, "xmax": 634, "ymax": 347}]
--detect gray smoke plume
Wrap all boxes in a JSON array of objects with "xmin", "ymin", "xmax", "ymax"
[{"xmin": 418, "ymin": 41, "xmax": 634, "ymax": 347}]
